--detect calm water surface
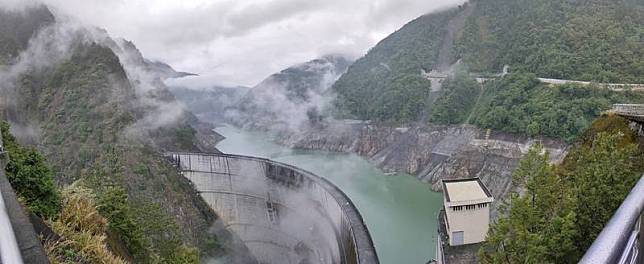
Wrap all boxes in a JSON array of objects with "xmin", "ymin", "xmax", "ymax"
[{"xmin": 214, "ymin": 125, "xmax": 443, "ymax": 264}]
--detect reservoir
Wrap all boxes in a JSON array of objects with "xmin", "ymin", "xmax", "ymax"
[{"xmin": 214, "ymin": 125, "xmax": 444, "ymax": 264}]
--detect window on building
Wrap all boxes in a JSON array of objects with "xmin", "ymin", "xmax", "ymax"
[{"xmin": 452, "ymin": 231, "xmax": 464, "ymax": 246}]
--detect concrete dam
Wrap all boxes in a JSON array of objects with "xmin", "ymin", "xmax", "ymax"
[{"xmin": 167, "ymin": 152, "xmax": 379, "ymax": 264}]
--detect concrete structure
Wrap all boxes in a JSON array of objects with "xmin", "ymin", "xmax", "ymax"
[
  {"xmin": 612, "ymin": 104, "xmax": 644, "ymax": 123},
  {"xmin": 167, "ymin": 152, "xmax": 379, "ymax": 264},
  {"xmin": 442, "ymin": 178, "xmax": 493, "ymax": 246}
]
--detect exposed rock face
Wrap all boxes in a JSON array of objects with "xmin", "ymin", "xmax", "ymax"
[{"xmin": 278, "ymin": 121, "xmax": 569, "ymax": 216}]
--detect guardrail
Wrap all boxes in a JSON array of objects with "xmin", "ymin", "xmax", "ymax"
[
  {"xmin": 0, "ymin": 144, "xmax": 23, "ymax": 264},
  {"xmin": 0, "ymin": 184, "xmax": 23, "ymax": 264},
  {"xmin": 579, "ymin": 175, "xmax": 644, "ymax": 264}
]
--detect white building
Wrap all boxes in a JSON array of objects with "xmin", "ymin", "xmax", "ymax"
[{"xmin": 442, "ymin": 178, "xmax": 494, "ymax": 246}]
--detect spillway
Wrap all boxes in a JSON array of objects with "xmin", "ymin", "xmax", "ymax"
[{"xmin": 167, "ymin": 152, "xmax": 379, "ymax": 264}]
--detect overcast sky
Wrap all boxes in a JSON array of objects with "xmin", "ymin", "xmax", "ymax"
[{"xmin": 31, "ymin": 0, "xmax": 465, "ymax": 87}]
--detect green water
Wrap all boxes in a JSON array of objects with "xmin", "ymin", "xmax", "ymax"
[{"xmin": 214, "ymin": 125, "xmax": 443, "ymax": 264}]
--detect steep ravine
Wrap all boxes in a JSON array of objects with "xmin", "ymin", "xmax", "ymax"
[{"xmin": 277, "ymin": 121, "xmax": 568, "ymax": 216}]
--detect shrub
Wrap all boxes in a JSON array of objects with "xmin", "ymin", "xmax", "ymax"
[
  {"xmin": 1, "ymin": 121, "xmax": 61, "ymax": 219},
  {"xmin": 50, "ymin": 183, "xmax": 126, "ymax": 264},
  {"xmin": 97, "ymin": 186, "xmax": 149, "ymax": 262}
]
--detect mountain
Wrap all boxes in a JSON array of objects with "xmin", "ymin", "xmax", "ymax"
[
  {"xmin": 454, "ymin": 0, "xmax": 643, "ymax": 83},
  {"xmin": 168, "ymin": 85, "xmax": 250, "ymax": 124},
  {"xmin": 332, "ymin": 7, "xmax": 463, "ymax": 122},
  {"xmin": 0, "ymin": 5, "xmax": 245, "ymax": 263},
  {"xmin": 0, "ymin": 5, "xmax": 54, "ymax": 64},
  {"xmin": 226, "ymin": 54, "xmax": 353, "ymax": 131},
  {"xmin": 332, "ymin": 0, "xmax": 644, "ymax": 140},
  {"xmin": 116, "ymin": 39, "xmax": 197, "ymax": 79}
]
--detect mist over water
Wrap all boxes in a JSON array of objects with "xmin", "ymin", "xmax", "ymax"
[{"xmin": 214, "ymin": 125, "xmax": 443, "ymax": 264}]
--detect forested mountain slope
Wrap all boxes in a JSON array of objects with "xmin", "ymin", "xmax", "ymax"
[
  {"xmin": 332, "ymin": 0, "xmax": 643, "ymax": 140},
  {"xmin": 332, "ymin": 8, "xmax": 461, "ymax": 122},
  {"xmin": 470, "ymin": 73, "xmax": 644, "ymax": 141},
  {"xmin": 455, "ymin": 0, "xmax": 643, "ymax": 83},
  {"xmin": 0, "ymin": 6, "xmax": 53, "ymax": 64},
  {"xmin": 0, "ymin": 5, "xmax": 245, "ymax": 263}
]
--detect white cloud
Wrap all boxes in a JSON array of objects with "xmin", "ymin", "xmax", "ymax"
[{"xmin": 37, "ymin": 0, "xmax": 466, "ymax": 87}]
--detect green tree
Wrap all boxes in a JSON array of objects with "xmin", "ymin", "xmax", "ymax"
[
  {"xmin": 430, "ymin": 73, "xmax": 480, "ymax": 124},
  {"xmin": 1, "ymin": 121, "xmax": 61, "ymax": 219},
  {"xmin": 480, "ymin": 145, "xmax": 577, "ymax": 263},
  {"xmin": 97, "ymin": 186, "xmax": 149, "ymax": 262},
  {"xmin": 569, "ymin": 132, "xmax": 640, "ymax": 254}
]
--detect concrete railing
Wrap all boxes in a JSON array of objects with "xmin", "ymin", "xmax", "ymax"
[
  {"xmin": 579, "ymin": 175, "xmax": 644, "ymax": 264},
  {"xmin": 613, "ymin": 104, "xmax": 644, "ymax": 117}
]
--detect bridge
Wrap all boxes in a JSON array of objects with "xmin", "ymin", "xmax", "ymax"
[{"xmin": 167, "ymin": 152, "xmax": 379, "ymax": 264}]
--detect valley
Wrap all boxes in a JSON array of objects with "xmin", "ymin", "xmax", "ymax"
[{"xmin": 0, "ymin": 0, "xmax": 642, "ymax": 263}]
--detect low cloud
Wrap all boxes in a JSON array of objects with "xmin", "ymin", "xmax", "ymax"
[{"xmin": 32, "ymin": 0, "xmax": 467, "ymax": 87}]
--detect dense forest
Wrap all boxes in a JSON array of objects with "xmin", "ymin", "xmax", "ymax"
[
  {"xmin": 430, "ymin": 73, "xmax": 481, "ymax": 124},
  {"xmin": 332, "ymin": 0, "xmax": 643, "ymax": 125},
  {"xmin": 455, "ymin": 0, "xmax": 644, "ymax": 83},
  {"xmin": 470, "ymin": 73, "xmax": 644, "ymax": 141},
  {"xmin": 479, "ymin": 115, "xmax": 644, "ymax": 263}
]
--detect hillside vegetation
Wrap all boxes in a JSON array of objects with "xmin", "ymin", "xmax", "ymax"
[
  {"xmin": 470, "ymin": 73, "xmax": 644, "ymax": 141},
  {"xmin": 332, "ymin": 0, "xmax": 643, "ymax": 132},
  {"xmin": 455, "ymin": 0, "xmax": 643, "ymax": 83},
  {"xmin": 0, "ymin": 6, "xmax": 228, "ymax": 263},
  {"xmin": 480, "ymin": 115, "xmax": 644, "ymax": 263},
  {"xmin": 332, "ymin": 9, "xmax": 459, "ymax": 122},
  {"xmin": 429, "ymin": 73, "xmax": 481, "ymax": 124}
]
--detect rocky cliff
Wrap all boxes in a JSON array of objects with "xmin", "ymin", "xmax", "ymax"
[{"xmin": 278, "ymin": 121, "xmax": 568, "ymax": 216}]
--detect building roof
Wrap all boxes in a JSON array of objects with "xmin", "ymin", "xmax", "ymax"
[{"xmin": 442, "ymin": 178, "xmax": 493, "ymax": 204}]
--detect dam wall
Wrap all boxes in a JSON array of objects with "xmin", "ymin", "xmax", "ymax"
[{"xmin": 167, "ymin": 152, "xmax": 378, "ymax": 264}]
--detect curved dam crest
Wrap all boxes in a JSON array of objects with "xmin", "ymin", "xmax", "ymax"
[
  {"xmin": 212, "ymin": 125, "xmax": 444, "ymax": 264},
  {"xmin": 168, "ymin": 151, "xmax": 378, "ymax": 264}
]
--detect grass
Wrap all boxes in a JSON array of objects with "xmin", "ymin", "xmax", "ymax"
[{"xmin": 48, "ymin": 183, "xmax": 126, "ymax": 264}]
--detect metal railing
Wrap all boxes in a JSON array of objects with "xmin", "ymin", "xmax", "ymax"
[
  {"xmin": 0, "ymin": 185, "xmax": 23, "ymax": 264},
  {"xmin": 0, "ymin": 132, "xmax": 4, "ymax": 155},
  {"xmin": 579, "ymin": 175, "xmax": 644, "ymax": 264},
  {"xmin": 0, "ymin": 141, "xmax": 23, "ymax": 264}
]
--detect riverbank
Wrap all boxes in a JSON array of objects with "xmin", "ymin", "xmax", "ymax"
[{"xmin": 275, "ymin": 121, "xmax": 569, "ymax": 217}]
